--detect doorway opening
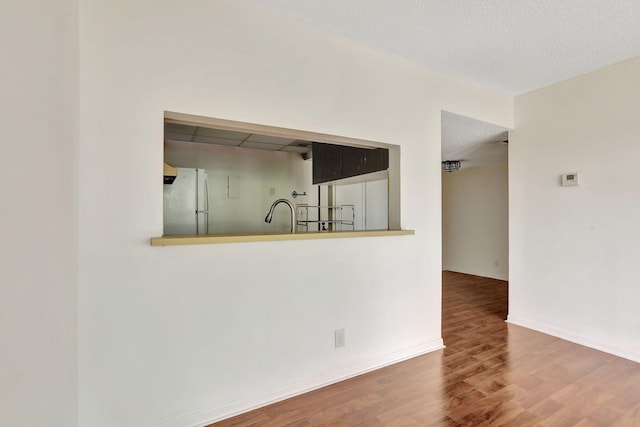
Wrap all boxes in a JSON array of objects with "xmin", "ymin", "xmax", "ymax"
[{"xmin": 440, "ymin": 111, "xmax": 510, "ymax": 337}]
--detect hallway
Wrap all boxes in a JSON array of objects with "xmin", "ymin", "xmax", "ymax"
[{"xmin": 211, "ymin": 272, "xmax": 640, "ymax": 426}]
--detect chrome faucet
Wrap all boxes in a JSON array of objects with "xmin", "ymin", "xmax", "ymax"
[{"xmin": 265, "ymin": 198, "xmax": 296, "ymax": 233}]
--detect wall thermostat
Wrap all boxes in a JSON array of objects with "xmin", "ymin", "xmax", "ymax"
[{"xmin": 561, "ymin": 172, "xmax": 581, "ymax": 186}]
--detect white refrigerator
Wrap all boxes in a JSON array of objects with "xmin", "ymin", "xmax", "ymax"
[{"xmin": 163, "ymin": 168, "xmax": 210, "ymax": 235}]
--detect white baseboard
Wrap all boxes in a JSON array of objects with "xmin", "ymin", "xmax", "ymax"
[
  {"xmin": 507, "ymin": 315, "xmax": 640, "ymax": 363},
  {"xmin": 443, "ymin": 268, "xmax": 508, "ymax": 281},
  {"xmin": 154, "ymin": 339, "xmax": 444, "ymax": 427}
]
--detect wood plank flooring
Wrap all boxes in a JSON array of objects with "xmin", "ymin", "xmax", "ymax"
[{"xmin": 209, "ymin": 271, "xmax": 640, "ymax": 426}]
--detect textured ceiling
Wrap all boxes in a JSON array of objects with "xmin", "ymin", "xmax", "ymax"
[
  {"xmin": 243, "ymin": 0, "xmax": 640, "ymax": 95},
  {"xmin": 239, "ymin": 1, "xmax": 640, "ymax": 169},
  {"xmin": 441, "ymin": 112, "xmax": 509, "ymax": 170}
]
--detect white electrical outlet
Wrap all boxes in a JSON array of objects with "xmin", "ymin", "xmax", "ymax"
[{"xmin": 334, "ymin": 329, "xmax": 345, "ymax": 348}]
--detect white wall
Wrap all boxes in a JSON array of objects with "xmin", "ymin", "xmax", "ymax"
[
  {"xmin": 510, "ymin": 55, "xmax": 640, "ymax": 362},
  {"xmin": 78, "ymin": 1, "xmax": 512, "ymax": 425},
  {"xmin": 165, "ymin": 140, "xmax": 311, "ymax": 233},
  {"xmin": 0, "ymin": 1, "xmax": 78, "ymax": 426},
  {"xmin": 442, "ymin": 164, "xmax": 509, "ymax": 280}
]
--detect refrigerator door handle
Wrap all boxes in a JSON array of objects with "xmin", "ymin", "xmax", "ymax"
[
  {"xmin": 204, "ymin": 178, "xmax": 210, "ymax": 234},
  {"xmin": 196, "ymin": 169, "xmax": 201, "ymax": 235},
  {"xmin": 195, "ymin": 173, "xmax": 199, "ymax": 235}
]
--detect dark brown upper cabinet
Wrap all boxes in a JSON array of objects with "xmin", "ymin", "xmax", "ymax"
[
  {"xmin": 365, "ymin": 147, "xmax": 389, "ymax": 174},
  {"xmin": 341, "ymin": 145, "xmax": 367, "ymax": 178},
  {"xmin": 312, "ymin": 142, "xmax": 342, "ymax": 183},
  {"xmin": 312, "ymin": 142, "xmax": 389, "ymax": 184}
]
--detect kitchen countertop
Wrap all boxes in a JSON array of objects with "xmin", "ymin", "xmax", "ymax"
[{"xmin": 150, "ymin": 229, "xmax": 414, "ymax": 246}]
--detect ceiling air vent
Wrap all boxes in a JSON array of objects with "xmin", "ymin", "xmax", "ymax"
[{"xmin": 291, "ymin": 141, "xmax": 311, "ymax": 147}]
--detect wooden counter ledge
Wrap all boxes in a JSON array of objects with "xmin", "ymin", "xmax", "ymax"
[{"xmin": 150, "ymin": 229, "xmax": 414, "ymax": 246}]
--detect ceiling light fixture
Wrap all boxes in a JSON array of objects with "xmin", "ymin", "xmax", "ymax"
[{"xmin": 442, "ymin": 160, "xmax": 461, "ymax": 172}]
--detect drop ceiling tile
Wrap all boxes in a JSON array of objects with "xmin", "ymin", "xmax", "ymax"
[
  {"xmin": 244, "ymin": 134, "xmax": 296, "ymax": 145},
  {"xmin": 165, "ymin": 123, "xmax": 196, "ymax": 135},
  {"xmin": 195, "ymin": 127, "xmax": 250, "ymax": 141},
  {"xmin": 241, "ymin": 141, "xmax": 287, "ymax": 150},
  {"xmin": 281, "ymin": 145, "xmax": 312, "ymax": 153},
  {"xmin": 290, "ymin": 140, "xmax": 312, "ymax": 148},
  {"xmin": 164, "ymin": 132, "xmax": 194, "ymax": 141},
  {"xmin": 192, "ymin": 135, "xmax": 242, "ymax": 146}
]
